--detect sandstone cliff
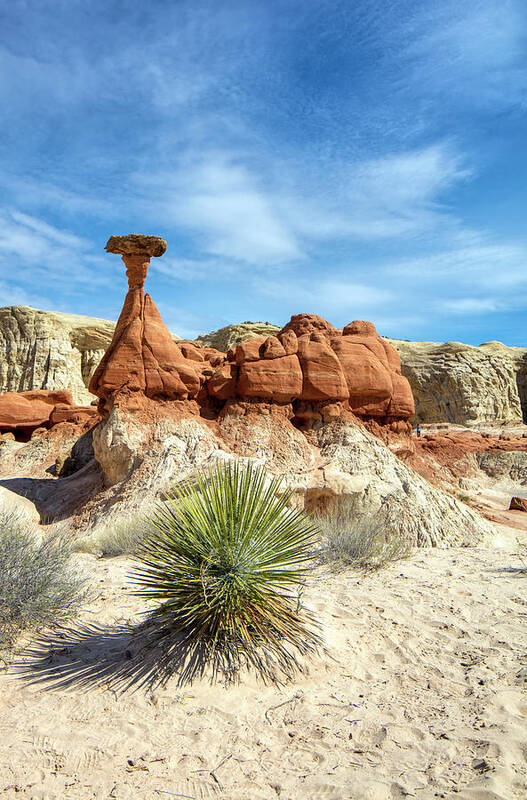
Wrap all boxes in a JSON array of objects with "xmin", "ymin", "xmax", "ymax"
[
  {"xmin": 389, "ymin": 338, "xmax": 527, "ymax": 426},
  {"xmin": 195, "ymin": 321, "xmax": 280, "ymax": 352},
  {"xmin": 87, "ymin": 410, "xmax": 497, "ymax": 547},
  {"xmin": 0, "ymin": 306, "xmax": 115, "ymax": 404},
  {"xmin": 0, "ymin": 305, "xmax": 182, "ymax": 405},
  {"xmin": 200, "ymin": 326, "xmax": 527, "ymax": 427},
  {"xmin": 1, "ymin": 403, "xmax": 495, "ymax": 548}
]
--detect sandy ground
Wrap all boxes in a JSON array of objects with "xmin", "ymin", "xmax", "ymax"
[{"xmin": 0, "ymin": 544, "xmax": 526, "ymax": 800}]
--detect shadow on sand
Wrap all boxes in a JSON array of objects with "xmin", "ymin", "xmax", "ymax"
[
  {"xmin": 489, "ymin": 566, "xmax": 527, "ymax": 577},
  {"xmin": 12, "ymin": 619, "xmax": 248, "ymax": 693},
  {"xmin": 12, "ymin": 613, "xmax": 315, "ymax": 692}
]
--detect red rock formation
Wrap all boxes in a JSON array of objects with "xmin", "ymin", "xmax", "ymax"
[
  {"xmin": 296, "ymin": 334, "xmax": 349, "ymax": 402},
  {"xmin": 89, "ymin": 235, "xmax": 216, "ymax": 410},
  {"xmin": 208, "ymin": 313, "xmax": 415, "ymax": 424},
  {"xmin": 0, "ymin": 389, "xmax": 97, "ymax": 438},
  {"xmin": 89, "ymin": 244, "xmax": 414, "ymax": 427},
  {"xmin": 238, "ymin": 355, "xmax": 303, "ymax": 402}
]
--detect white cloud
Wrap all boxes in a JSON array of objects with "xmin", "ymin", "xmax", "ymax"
[
  {"xmin": 8, "ymin": 211, "xmax": 89, "ymax": 250},
  {"xmin": 312, "ymin": 280, "xmax": 392, "ymax": 309},
  {"xmin": 150, "ymin": 257, "xmax": 238, "ymax": 282},
  {"xmin": 440, "ymin": 298, "xmax": 500, "ymax": 314},
  {"xmin": 152, "ymin": 156, "xmax": 303, "ymax": 264},
  {"xmin": 137, "ymin": 140, "xmax": 470, "ymax": 278},
  {"xmin": 257, "ymin": 275, "xmax": 394, "ymax": 321},
  {"xmin": 336, "ymin": 143, "xmax": 470, "ymax": 239},
  {"xmin": 389, "ymin": 242, "xmax": 527, "ymax": 290},
  {"xmin": 2, "ymin": 175, "xmax": 115, "ymax": 219},
  {"xmin": 0, "ymin": 208, "xmax": 114, "ymax": 292}
]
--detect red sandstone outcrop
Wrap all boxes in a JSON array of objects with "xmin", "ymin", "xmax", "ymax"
[
  {"xmin": 0, "ymin": 389, "xmax": 97, "ymax": 437},
  {"xmin": 88, "ymin": 238, "xmax": 414, "ymax": 427},
  {"xmin": 89, "ymin": 235, "xmax": 223, "ymax": 411},
  {"xmin": 208, "ymin": 313, "xmax": 415, "ymax": 425}
]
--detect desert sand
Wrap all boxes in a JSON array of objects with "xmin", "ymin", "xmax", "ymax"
[{"xmin": 1, "ymin": 542, "xmax": 526, "ymax": 800}]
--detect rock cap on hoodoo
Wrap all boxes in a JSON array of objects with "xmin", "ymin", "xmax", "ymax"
[{"xmin": 105, "ymin": 234, "xmax": 167, "ymax": 258}]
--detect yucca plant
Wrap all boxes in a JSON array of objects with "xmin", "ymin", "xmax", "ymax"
[{"xmin": 130, "ymin": 462, "xmax": 322, "ymax": 682}]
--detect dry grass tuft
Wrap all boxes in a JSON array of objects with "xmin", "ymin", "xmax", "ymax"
[
  {"xmin": 316, "ymin": 499, "xmax": 413, "ymax": 570},
  {"xmin": 72, "ymin": 513, "xmax": 152, "ymax": 557}
]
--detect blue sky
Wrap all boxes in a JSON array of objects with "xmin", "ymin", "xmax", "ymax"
[{"xmin": 1, "ymin": 0, "xmax": 526, "ymax": 344}]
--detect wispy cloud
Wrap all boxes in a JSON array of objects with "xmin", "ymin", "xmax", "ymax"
[
  {"xmin": 439, "ymin": 298, "xmax": 501, "ymax": 315},
  {"xmin": 0, "ymin": 0, "xmax": 525, "ymax": 345},
  {"xmin": 139, "ymin": 155, "xmax": 303, "ymax": 264},
  {"xmin": 336, "ymin": 143, "xmax": 470, "ymax": 238},
  {"xmin": 150, "ymin": 257, "xmax": 238, "ymax": 283},
  {"xmin": 399, "ymin": 0, "xmax": 527, "ymax": 109},
  {"xmin": 0, "ymin": 209, "xmax": 116, "ymax": 299},
  {"xmin": 138, "ymin": 140, "xmax": 470, "ymax": 273},
  {"xmin": 389, "ymin": 242, "xmax": 527, "ymax": 290},
  {"xmin": 256, "ymin": 275, "xmax": 394, "ymax": 323}
]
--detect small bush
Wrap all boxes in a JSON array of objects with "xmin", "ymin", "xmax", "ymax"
[
  {"xmin": 72, "ymin": 513, "xmax": 151, "ymax": 557},
  {"xmin": 130, "ymin": 463, "xmax": 322, "ymax": 681},
  {"xmin": 0, "ymin": 511, "xmax": 89, "ymax": 647},
  {"xmin": 456, "ymin": 493, "xmax": 471, "ymax": 504},
  {"xmin": 317, "ymin": 501, "xmax": 413, "ymax": 570}
]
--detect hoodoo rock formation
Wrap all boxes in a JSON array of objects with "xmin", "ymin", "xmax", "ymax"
[
  {"xmin": 90, "ymin": 237, "xmax": 414, "ymax": 429},
  {"xmin": 89, "ymin": 235, "xmax": 220, "ymax": 412},
  {"xmin": 4, "ymin": 303, "xmax": 527, "ymax": 430},
  {"xmin": 0, "ymin": 234, "xmax": 504, "ymax": 552}
]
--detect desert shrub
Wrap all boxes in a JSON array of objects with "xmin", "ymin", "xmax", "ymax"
[
  {"xmin": 130, "ymin": 462, "xmax": 322, "ymax": 680},
  {"xmin": 456, "ymin": 492, "xmax": 471, "ymax": 504},
  {"xmin": 72, "ymin": 513, "xmax": 151, "ymax": 557},
  {"xmin": 317, "ymin": 500, "xmax": 413, "ymax": 570},
  {"xmin": 0, "ymin": 510, "xmax": 89, "ymax": 647}
]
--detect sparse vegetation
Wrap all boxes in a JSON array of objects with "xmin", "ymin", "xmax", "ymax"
[
  {"xmin": 456, "ymin": 492, "xmax": 471, "ymax": 504},
  {"xmin": 316, "ymin": 500, "xmax": 413, "ymax": 570},
  {"xmin": 130, "ymin": 463, "xmax": 322, "ymax": 680},
  {"xmin": 0, "ymin": 511, "xmax": 89, "ymax": 647},
  {"xmin": 72, "ymin": 513, "xmax": 152, "ymax": 557}
]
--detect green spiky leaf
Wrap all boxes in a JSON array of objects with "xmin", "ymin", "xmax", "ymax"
[{"xmin": 129, "ymin": 462, "xmax": 322, "ymax": 680}]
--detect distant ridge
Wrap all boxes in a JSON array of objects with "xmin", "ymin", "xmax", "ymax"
[{"xmin": 1, "ymin": 305, "xmax": 527, "ymax": 426}]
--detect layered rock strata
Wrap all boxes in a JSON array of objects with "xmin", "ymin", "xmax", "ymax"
[
  {"xmin": 208, "ymin": 315, "xmax": 414, "ymax": 426},
  {"xmin": 390, "ymin": 339, "xmax": 527, "ymax": 426},
  {"xmin": 0, "ymin": 306, "xmax": 116, "ymax": 404},
  {"xmin": 4, "ymin": 303, "xmax": 527, "ymax": 429},
  {"xmin": 83, "ymin": 408, "xmax": 496, "ymax": 547}
]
